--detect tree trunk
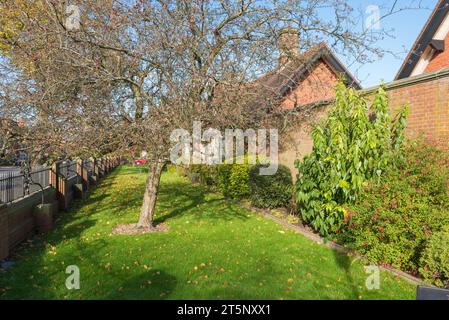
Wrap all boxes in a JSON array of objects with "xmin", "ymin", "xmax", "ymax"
[{"xmin": 137, "ymin": 160, "xmax": 165, "ymax": 229}]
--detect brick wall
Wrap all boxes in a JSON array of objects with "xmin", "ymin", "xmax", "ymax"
[
  {"xmin": 280, "ymin": 68, "xmax": 449, "ymax": 179},
  {"xmin": 282, "ymin": 59, "xmax": 338, "ymax": 110},
  {"xmin": 366, "ymin": 68, "xmax": 449, "ymax": 142},
  {"xmin": 0, "ymin": 204, "xmax": 9, "ymax": 260},
  {"xmin": 425, "ymin": 32, "xmax": 449, "ymax": 74},
  {"xmin": 7, "ymin": 188, "xmax": 56, "ymax": 251}
]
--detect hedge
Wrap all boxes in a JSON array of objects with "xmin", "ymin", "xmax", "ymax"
[{"xmin": 249, "ymin": 164, "xmax": 293, "ymax": 208}]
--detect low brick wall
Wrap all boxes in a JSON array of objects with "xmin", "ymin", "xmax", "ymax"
[
  {"xmin": 0, "ymin": 204, "xmax": 9, "ymax": 260},
  {"xmin": 6, "ymin": 187, "xmax": 56, "ymax": 251},
  {"xmin": 59, "ymin": 176, "xmax": 77, "ymax": 211},
  {"xmin": 0, "ymin": 157, "xmax": 121, "ymax": 261}
]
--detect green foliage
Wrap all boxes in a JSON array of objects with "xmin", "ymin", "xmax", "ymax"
[
  {"xmin": 228, "ymin": 164, "xmax": 251, "ymax": 199},
  {"xmin": 249, "ymin": 164, "xmax": 293, "ymax": 208},
  {"xmin": 188, "ymin": 164, "xmax": 218, "ymax": 186},
  {"xmin": 295, "ymin": 82, "xmax": 408, "ymax": 237},
  {"xmin": 217, "ymin": 163, "xmax": 232, "ymax": 196},
  {"xmin": 216, "ymin": 155, "xmax": 257, "ymax": 199},
  {"xmin": 339, "ymin": 140, "xmax": 449, "ymax": 285},
  {"xmin": 165, "ymin": 164, "xmax": 178, "ymax": 173},
  {"xmin": 420, "ymin": 228, "xmax": 449, "ymax": 288}
]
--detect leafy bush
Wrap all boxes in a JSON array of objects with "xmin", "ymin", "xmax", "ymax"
[
  {"xmin": 420, "ymin": 228, "xmax": 449, "ymax": 288},
  {"xmin": 217, "ymin": 163, "xmax": 232, "ymax": 196},
  {"xmin": 338, "ymin": 140, "xmax": 449, "ymax": 285},
  {"xmin": 295, "ymin": 82, "xmax": 408, "ymax": 236},
  {"xmin": 249, "ymin": 164, "xmax": 293, "ymax": 208},
  {"xmin": 187, "ymin": 164, "xmax": 218, "ymax": 186},
  {"xmin": 165, "ymin": 164, "xmax": 178, "ymax": 173},
  {"xmin": 216, "ymin": 155, "xmax": 257, "ymax": 199},
  {"xmin": 228, "ymin": 164, "xmax": 251, "ymax": 199}
]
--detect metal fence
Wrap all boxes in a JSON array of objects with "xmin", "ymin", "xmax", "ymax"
[
  {"xmin": 0, "ymin": 167, "xmax": 52, "ymax": 203},
  {"xmin": 29, "ymin": 167, "xmax": 51, "ymax": 194},
  {"xmin": 58, "ymin": 161, "xmax": 77, "ymax": 180},
  {"xmin": 0, "ymin": 172, "xmax": 24, "ymax": 203},
  {"xmin": 0, "ymin": 157, "xmax": 120, "ymax": 204}
]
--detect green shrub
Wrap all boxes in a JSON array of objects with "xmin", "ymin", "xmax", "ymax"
[
  {"xmin": 176, "ymin": 166, "xmax": 189, "ymax": 178},
  {"xmin": 217, "ymin": 164, "xmax": 232, "ymax": 196},
  {"xmin": 420, "ymin": 228, "xmax": 449, "ymax": 288},
  {"xmin": 295, "ymin": 82, "xmax": 408, "ymax": 237},
  {"xmin": 217, "ymin": 156, "xmax": 253, "ymax": 199},
  {"xmin": 186, "ymin": 155, "xmax": 258, "ymax": 192},
  {"xmin": 338, "ymin": 140, "xmax": 449, "ymax": 284},
  {"xmin": 249, "ymin": 164, "xmax": 293, "ymax": 208},
  {"xmin": 165, "ymin": 164, "xmax": 178, "ymax": 173},
  {"xmin": 228, "ymin": 164, "xmax": 250, "ymax": 199},
  {"xmin": 187, "ymin": 164, "xmax": 218, "ymax": 186}
]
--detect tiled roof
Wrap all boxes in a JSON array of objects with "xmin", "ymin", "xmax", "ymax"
[{"xmin": 254, "ymin": 42, "xmax": 361, "ymax": 98}]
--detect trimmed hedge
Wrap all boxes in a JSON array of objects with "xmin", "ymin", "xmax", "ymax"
[
  {"xmin": 249, "ymin": 164, "xmax": 293, "ymax": 208},
  {"xmin": 186, "ymin": 162, "xmax": 293, "ymax": 208},
  {"xmin": 217, "ymin": 164, "xmax": 232, "ymax": 196},
  {"xmin": 217, "ymin": 163, "xmax": 250, "ymax": 199},
  {"xmin": 188, "ymin": 164, "xmax": 218, "ymax": 186}
]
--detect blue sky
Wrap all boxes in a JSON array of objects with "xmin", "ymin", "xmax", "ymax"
[{"xmin": 345, "ymin": 0, "xmax": 438, "ymax": 87}]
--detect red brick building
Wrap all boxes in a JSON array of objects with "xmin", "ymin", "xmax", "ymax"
[
  {"xmin": 277, "ymin": 3, "xmax": 449, "ymax": 175},
  {"xmin": 255, "ymin": 28, "xmax": 360, "ymax": 110},
  {"xmin": 396, "ymin": 0, "xmax": 449, "ymax": 79},
  {"xmin": 379, "ymin": 0, "xmax": 449, "ymax": 142}
]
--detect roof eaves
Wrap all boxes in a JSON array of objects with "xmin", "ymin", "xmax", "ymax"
[{"xmin": 395, "ymin": 0, "xmax": 449, "ymax": 80}]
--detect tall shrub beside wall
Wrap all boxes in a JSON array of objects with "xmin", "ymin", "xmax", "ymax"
[{"xmin": 295, "ymin": 83, "xmax": 408, "ymax": 236}]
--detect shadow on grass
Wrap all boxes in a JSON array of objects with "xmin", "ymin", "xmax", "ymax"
[
  {"xmin": 155, "ymin": 178, "xmax": 250, "ymax": 223},
  {"xmin": 0, "ymin": 166, "xmax": 249, "ymax": 299},
  {"xmin": 105, "ymin": 270, "xmax": 177, "ymax": 300},
  {"xmin": 333, "ymin": 250, "xmax": 360, "ymax": 299}
]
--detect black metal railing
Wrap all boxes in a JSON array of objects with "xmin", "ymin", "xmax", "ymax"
[
  {"xmin": 58, "ymin": 161, "xmax": 77, "ymax": 180},
  {"xmin": 0, "ymin": 167, "xmax": 51, "ymax": 203},
  {"xmin": 0, "ymin": 172, "xmax": 24, "ymax": 203},
  {"xmin": 29, "ymin": 167, "xmax": 51, "ymax": 194},
  {"xmin": 0, "ymin": 157, "xmax": 120, "ymax": 204}
]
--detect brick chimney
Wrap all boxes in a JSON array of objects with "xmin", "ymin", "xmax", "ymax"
[{"xmin": 278, "ymin": 27, "xmax": 299, "ymax": 66}]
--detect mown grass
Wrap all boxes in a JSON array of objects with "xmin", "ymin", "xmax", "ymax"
[{"xmin": 0, "ymin": 166, "xmax": 416, "ymax": 300}]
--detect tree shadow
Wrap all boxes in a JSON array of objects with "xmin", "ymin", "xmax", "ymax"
[
  {"xmin": 155, "ymin": 180, "xmax": 250, "ymax": 223},
  {"xmin": 0, "ymin": 166, "xmax": 251, "ymax": 299},
  {"xmin": 332, "ymin": 250, "xmax": 360, "ymax": 299},
  {"xmin": 105, "ymin": 270, "xmax": 177, "ymax": 300}
]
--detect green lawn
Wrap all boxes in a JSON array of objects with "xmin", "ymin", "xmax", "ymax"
[{"xmin": 0, "ymin": 166, "xmax": 415, "ymax": 300}]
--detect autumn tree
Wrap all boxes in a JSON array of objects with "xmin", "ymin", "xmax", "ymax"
[{"xmin": 0, "ymin": 0, "xmax": 427, "ymax": 231}]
